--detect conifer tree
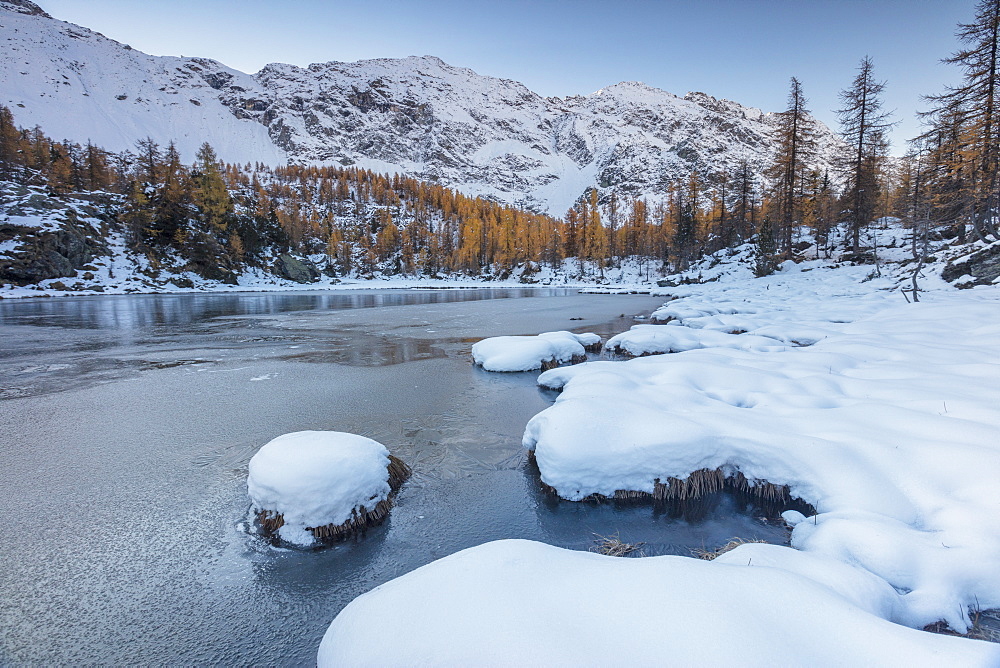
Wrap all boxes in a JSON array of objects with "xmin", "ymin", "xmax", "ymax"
[
  {"xmin": 837, "ymin": 57, "xmax": 895, "ymax": 254},
  {"xmin": 0, "ymin": 106, "xmax": 22, "ymax": 180},
  {"xmin": 923, "ymin": 0, "xmax": 1000, "ymax": 240},
  {"xmin": 768, "ymin": 77, "xmax": 818, "ymax": 254},
  {"xmin": 731, "ymin": 160, "xmax": 758, "ymax": 245},
  {"xmin": 754, "ymin": 216, "xmax": 778, "ymax": 277},
  {"xmin": 192, "ymin": 143, "xmax": 233, "ymax": 240},
  {"xmin": 154, "ymin": 142, "xmax": 192, "ymax": 245}
]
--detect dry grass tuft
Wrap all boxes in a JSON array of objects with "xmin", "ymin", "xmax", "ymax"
[
  {"xmin": 590, "ymin": 532, "xmax": 645, "ymax": 557},
  {"xmin": 256, "ymin": 454, "xmax": 411, "ymax": 543},
  {"xmin": 526, "ymin": 457, "xmax": 812, "ymax": 518},
  {"xmin": 539, "ymin": 357, "xmax": 560, "ymax": 372},
  {"xmin": 307, "ymin": 498, "xmax": 394, "ymax": 540},
  {"xmin": 256, "ymin": 509, "xmax": 284, "ymax": 532},
  {"xmin": 692, "ymin": 537, "xmax": 768, "ymax": 561},
  {"xmin": 539, "ymin": 354, "xmax": 588, "ymax": 371},
  {"xmin": 387, "ymin": 454, "xmax": 412, "ymax": 492},
  {"xmin": 924, "ymin": 609, "xmax": 1000, "ymax": 644},
  {"xmin": 612, "ymin": 468, "xmax": 793, "ymax": 504}
]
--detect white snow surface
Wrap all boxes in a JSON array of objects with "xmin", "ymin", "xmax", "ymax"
[
  {"xmin": 605, "ymin": 323, "xmax": 788, "ymax": 356},
  {"xmin": 247, "ymin": 431, "xmax": 391, "ymax": 546},
  {"xmin": 318, "ymin": 539, "xmax": 1000, "ymax": 666},
  {"xmin": 0, "ymin": 4, "xmax": 283, "ymax": 166},
  {"xmin": 525, "ymin": 261, "xmax": 1000, "ymax": 633},
  {"xmin": 472, "ymin": 331, "xmax": 600, "ymax": 372}
]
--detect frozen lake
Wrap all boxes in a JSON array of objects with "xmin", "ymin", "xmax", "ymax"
[{"xmin": 0, "ymin": 289, "xmax": 796, "ymax": 664}]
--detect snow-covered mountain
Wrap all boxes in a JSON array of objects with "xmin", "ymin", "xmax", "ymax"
[{"xmin": 0, "ymin": 0, "xmax": 842, "ymax": 215}]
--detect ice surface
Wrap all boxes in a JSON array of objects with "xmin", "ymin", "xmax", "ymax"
[
  {"xmin": 247, "ymin": 431, "xmax": 391, "ymax": 545},
  {"xmin": 318, "ymin": 539, "xmax": 1000, "ymax": 666},
  {"xmin": 472, "ymin": 330, "xmax": 600, "ymax": 372}
]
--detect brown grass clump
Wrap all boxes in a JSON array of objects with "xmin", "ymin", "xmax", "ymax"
[
  {"xmin": 387, "ymin": 454, "xmax": 411, "ymax": 492},
  {"xmin": 611, "ymin": 468, "xmax": 793, "ymax": 504},
  {"xmin": 590, "ymin": 532, "xmax": 645, "ymax": 557},
  {"xmin": 525, "ymin": 456, "xmax": 813, "ymax": 518},
  {"xmin": 539, "ymin": 354, "xmax": 588, "ymax": 371},
  {"xmin": 306, "ymin": 498, "xmax": 395, "ymax": 540},
  {"xmin": 692, "ymin": 537, "xmax": 768, "ymax": 561},
  {"xmin": 924, "ymin": 609, "xmax": 1000, "ymax": 644},
  {"xmin": 539, "ymin": 357, "xmax": 560, "ymax": 372},
  {"xmin": 256, "ymin": 454, "xmax": 412, "ymax": 542}
]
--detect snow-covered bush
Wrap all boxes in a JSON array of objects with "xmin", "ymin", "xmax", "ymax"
[
  {"xmin": 247, "ymin": 431, "xmax": 410, "ymax": 546},
  {"xmin": 472, "ymin": 331, "xmax": 601, "ymax": 372}
]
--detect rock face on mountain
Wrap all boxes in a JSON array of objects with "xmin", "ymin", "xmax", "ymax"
[{"xmin": 0, "ymin": 2, "xmax": 843, "ymax": 214}]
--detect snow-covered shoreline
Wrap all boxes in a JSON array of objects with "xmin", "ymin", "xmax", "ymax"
[
  {"xmin": 319, "ymin": 540, "xmax": 1000, "ymax": 666},
  {"xmin": 526, "ymin": 268, "xmax": 1000, "ymax": 633},
  {"xmin": 318, "ymin": 235, "xmax": 1000, "ymax": 662},
  {"xmin": 0, "ymin": 276, "xmax": 646, "ymax": 300}
]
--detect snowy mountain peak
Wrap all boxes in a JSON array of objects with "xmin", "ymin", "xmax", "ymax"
[
  {"xmin": 0, "ymin": 0, "xmax": 48, "ymax": 17},
  {"xmin": 592, "ymin": 81, "xmax": 674, "ymax": 97},
  {"xmin": 0, "ymin": 6, "xmax": 843, "ymax": 214}
]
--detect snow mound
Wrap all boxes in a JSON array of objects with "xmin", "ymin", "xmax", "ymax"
[
  {"xmin": 472, "ymin": 331, "xmax": 600, "ymax": 372},
  {"xmin": 524, "ymin": 276, "xmax": 1000, "ymax": 632},
  {"xmin": 247, "ymin": 431, "xmax": 395, "ymax": 546},
  {"xmin": 317, "ymin": 539, "xmax": 1000, "ymax": 666},
  {"xmin": 606, "ymin": 323, "xmax": 788, "ymax": 356}
]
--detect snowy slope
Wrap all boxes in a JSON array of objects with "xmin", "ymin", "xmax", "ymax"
[
  {"xmin": 0, "ymin": 0, "xmax": 284, "ymax": 165},
  {"xmin": 1, "ymin": 1, "xmax": 842, "ymax": 215}
]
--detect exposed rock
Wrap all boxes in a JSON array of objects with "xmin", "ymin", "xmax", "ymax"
[
  {"xmin": 0, "ymin": 218, "xmax": 108, "ymax": 285},
  {"xmin": 189, "ymin": 261, "xmax": 239, "ymax": 285},
  {"xmin": 941, "ymin": 242, "xmax": 1000, "ymax": 287},
  {"xmin": 274, "ymin": 254, "xmax": 320, "ymax": 283},
  {"xmin": 0, "ymin": 1, "xmax": 49, "ymax": 18}
]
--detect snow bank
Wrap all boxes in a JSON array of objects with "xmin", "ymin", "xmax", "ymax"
[
  {"xmin": 605, "ymin": 323, "xmax": 788, "ymax": 356},
  {"xmin": 525, "ymin": 269, "xmax": 1000, "ymax": 632},
  {"xmin": 247, "ymin": 431, "xmax": 394, "ymax": 546},
  {"xmin": 318, "ymin": 539, "xmax": 1000, "ymax": 666},
  {"xmin": 472, "ymin": 331, "xmax": 600, "ymax": 372}
]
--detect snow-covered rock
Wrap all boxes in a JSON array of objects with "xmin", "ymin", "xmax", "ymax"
[
  {"xmin": 0, "ymin": 3, "xmax": 843, "ymax": 214},
  {"xmin": 317, "ymin": 539, "xmax": 1000, "ymax": 666},
  {"xmin": 524, "ymin": 267, "xmax": 1000, "ymax": 633},
  {"xmin": 247, "ymin": 431, "xmax": 407, "ymax": 546},
  {"xmin": 472, "ymin": 331, "xmax": 600, "ymax": 372}
]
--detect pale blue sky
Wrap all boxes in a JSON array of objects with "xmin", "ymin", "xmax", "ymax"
[{"xmin": 42, "ymin": 0, "xmax": 975, "ymax": 152}]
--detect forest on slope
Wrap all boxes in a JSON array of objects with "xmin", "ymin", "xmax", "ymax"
[{"xmin": 2, "ymin": 0, "xmax": 1000, "ymax": 292}]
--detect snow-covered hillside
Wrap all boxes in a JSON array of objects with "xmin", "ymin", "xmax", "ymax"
[
  {"xmin": 0, "ymin": 1, "xmax": 283, "ymax": 166},
  {"xmin": 0, "ymin": 0, "xmax": 842, "ymax": 215}
]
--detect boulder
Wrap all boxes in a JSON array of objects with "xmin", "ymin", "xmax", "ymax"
[
  {"xmin": 274, "ymin": 253, "xmax": 320, "ymax": 283},
  {"xmin": 941, "ymin": 242, "xmax": 1000, "ymax": 287},
  {"xmin": 0, "ymin": 220, "xmax": 108, "ymax": 285}
]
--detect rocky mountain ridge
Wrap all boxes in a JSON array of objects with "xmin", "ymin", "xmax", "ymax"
[{"xmin": 1, "ymin": 1, "xmax": 843, "ymax": 215}]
